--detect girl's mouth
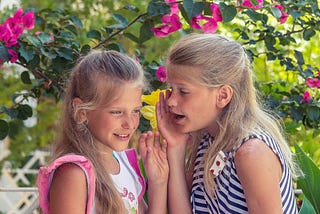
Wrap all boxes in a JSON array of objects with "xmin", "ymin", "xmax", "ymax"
[
  {"xmin": 173, "ymin": 113, "xmax": 186, "ymax": 124},
  {"xmin": 114, "ymin": 133, "xmax": 130, "ymax": 140}
]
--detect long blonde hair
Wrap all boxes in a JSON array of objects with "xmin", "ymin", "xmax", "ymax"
[
  {"xmin": 166, "ymin": 33, "xmax": 298, "ymax": 194},
  {"xmin": 53, "ymin": 50, "xmax": 146, "ymax": 213}
]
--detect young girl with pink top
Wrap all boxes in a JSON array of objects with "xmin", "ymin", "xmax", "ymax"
[{"xmin": 37, "ymin": 50, "xmax": 168, "ymax": 214}]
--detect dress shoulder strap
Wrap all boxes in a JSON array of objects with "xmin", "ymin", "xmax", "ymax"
[
  {"xmin": 124, "ymin": 148, "xmax": 146, "ymax": 201},
  {"xmin": 37, "ymin": 154, "xmax": 96, "ymax": 214}
]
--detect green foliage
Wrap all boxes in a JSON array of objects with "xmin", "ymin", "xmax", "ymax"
[
  {"xmin": 294, "ymin": 144, "xmax": 320, "ymax": 213},
  {"xmin": 0, "ymin": 2, "xmax": 319, "ymax": 211}
]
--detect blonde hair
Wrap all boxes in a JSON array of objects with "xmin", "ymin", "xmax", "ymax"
[
  {"xmin": 166, "ymin": 33, "xmax": 298, "ymax": 195},
  {"xmin": 53, "ymin": 50, "xmax": 146, "ymax": 213}
]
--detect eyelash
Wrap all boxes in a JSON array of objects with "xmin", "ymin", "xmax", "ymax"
[{"xmin": 110, "ymin": 109, "xmax": 141, "ymax": 115}]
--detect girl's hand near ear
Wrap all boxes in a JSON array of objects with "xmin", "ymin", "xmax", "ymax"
[{"xmin": 156, "ymin": 90, "xmax": 189, "ymax": 151}]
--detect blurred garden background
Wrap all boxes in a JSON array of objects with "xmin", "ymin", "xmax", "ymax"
[{"xmin": 0, "ymin": 0, "xmax": 319, "ymax": 213}]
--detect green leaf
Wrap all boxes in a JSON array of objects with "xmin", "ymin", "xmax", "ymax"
[
  {"xmin": 87, "ymin": 30, "xmax": 102, "ymax": 40},
  {"xmin": 38, "ymin": 32, "xmax": 52, "ymax": 44},
  {"xmin": 1, "ymin": 106, "xmax": 18, "ymax": 119},
  {"xmin": 19, "ymin": 45, "xmax": 35, "ymax": 63},
  {"xmin": 271, "ymin": 7, "xmax": 282, "ymax": 19},
  {"xmin": 25, "ymin": 35, "xmax": 41, "ymax": 48},
  {"xmin": 147, "ymin": 0, "xmax": 170, "ymax": 16},
  {"xmin": 70, "ymin": 15, "xmax": 83, "ymax": 28},
  {"xmin": 21, "ymin": 71, "xmax": 32, "ymax": 84},
  {"xmin": 306, "ymin": 106, "xmax": 320, "ymax": 121},
  {"xmin": 0, "ymin": 44, "xmax": 10, "ymax": 61},
  {"xmin": 0, "ymin": 119, "xmax": 9, "ymax": 140},
  {"xmin": 56, "ymin": 47, "xmax": 75, "ymax": 61},
  {"xmin": 219, "ymin": 2, "xmax": 237, "ymax": 22},
  {"xmin": 183, "ymin": 0, "xmax": 204, "ymax": 21},
  {"xmin": 81, "ymin": 45, "xmax": 91, "ymax": 55},
  {"xmin": 294, "ymin": 144, "xmax": 320, "ymax": 214},
  {"xmin": 125, "ymin": 33, "xmax": 139, "ymax": 43},
  {"xmin": 40, "ymin": 47, "xmax": 57, "ymax": 59},
  {"xmin": 139, "ymin": 20, "xmax": 154, "ymax": 44},
  {"xmin": 112, "ymin": 13, "xmax": 129, "ymax": 27},
  {"xmin": 17, "ymin": 104, "xmax": 33, "ymax": 120},
  {"xmin": 294, "ymin": 50, "xmax": 305, "ymax": 65},
  {"xmin": 299, "ymin": 197, "xmax": 316, "ymax": 214},
  {"xmin": 303, "ymin": 29, "xmax": 316, "ymax": 41},
  {"xmin": 264, "ymin": 35, "xmax": 276, "ymax": 51}
]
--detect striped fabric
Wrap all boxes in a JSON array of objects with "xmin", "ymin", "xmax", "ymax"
[{"xmin": 191, "ymin": 131, "xmax": 298, "ymax": 214}]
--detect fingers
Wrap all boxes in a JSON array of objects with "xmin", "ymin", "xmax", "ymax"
[{"xmin": 138, "ymin": 133, "xmax": 148, "ymax": 161}]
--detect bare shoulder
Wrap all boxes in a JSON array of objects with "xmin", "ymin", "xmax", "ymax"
[
  {"xmin": 234, "ymin": 138, "xmax": 282, "ymax": 181},
  {"xmin": 50, "ymin": 163, "xmax": 87, "ymax": 213}
]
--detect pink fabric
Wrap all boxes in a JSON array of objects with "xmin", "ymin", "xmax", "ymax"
[
  {"xmin": 125, "ymin": 148, "xmax": 146, "ymax": 201},
  {"xmin": 37, "ymin": 155, "xmax": 96, "ymax": 214}
]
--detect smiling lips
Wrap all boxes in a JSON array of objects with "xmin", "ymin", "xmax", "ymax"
[{"xmin": 114, "ymin": 133, "xmax": 130, "ymax": 140}]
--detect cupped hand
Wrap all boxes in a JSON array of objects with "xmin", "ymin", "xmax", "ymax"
[
  {"xmin": 156, "ymin": 90, "xmax": 189, "ymax": 149},
  {"xmin": 138, "ymin": 131, "xmax": 169, "ymax": 185}
]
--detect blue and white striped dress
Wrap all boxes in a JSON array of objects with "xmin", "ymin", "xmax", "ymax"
[{"xmin": 191, "ymin": 131, "xmax": 298, "ymax": 214}]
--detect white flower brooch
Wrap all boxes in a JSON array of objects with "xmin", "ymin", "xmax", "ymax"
[{"xmin": 210, "ymin": 151, "xmax": 227, "ymax": 177}]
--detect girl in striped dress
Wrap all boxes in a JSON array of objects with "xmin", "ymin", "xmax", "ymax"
[{"xmin": 156, "ymin": 33, "xmax": 300, "ymax": 213}]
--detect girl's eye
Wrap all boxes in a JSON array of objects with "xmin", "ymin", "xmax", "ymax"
[
  {"xmin": 133, "ymin": 109, "xmax": 141, "ymax": 115},
  {"xmin": 179, "ymin": 89, "xmax": 189, "ymax": 95},
  {"xmin": 110, "ymin": 111, "xmax": 122, "ymax": 115}
]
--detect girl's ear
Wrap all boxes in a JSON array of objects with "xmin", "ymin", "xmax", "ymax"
[
  {"xmin": 216, "ymin": 85, "xmax": 233, "ymax": 108},
  {"xmin": 72, "ymin": 98, "xmax": 87, "ymax": 123}
]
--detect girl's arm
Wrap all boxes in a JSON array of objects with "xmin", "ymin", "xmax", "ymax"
[
  {"xmin": 49, "ymin": 163, "xmax": 87, "ymax": 214},
  {"xmin": 235, "ymin": 138, "xmax": 283, "ymax": 214},
  {"xmin": 156, "ymin": 90, "xmax": 192, "ymax": 214},
  {"xmin": 138, "ymin": 131, "xmax": 169, "ymax": 214}
]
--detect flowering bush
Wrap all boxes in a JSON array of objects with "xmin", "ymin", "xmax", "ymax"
[{"xmin": 0, "ymin": 1, "xmax": 319, "ymax": 210}]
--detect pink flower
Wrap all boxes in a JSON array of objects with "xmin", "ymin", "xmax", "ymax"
[
  {"xmin": 274, "ymin": 4, "xmax": 289, "ymax": 24},
  {"xmin": 21, "ymin": 11, "xmax": 35, "ymax": 30},
  {"xmin": 240, "ymin": 0, "xmax": 264, "ymax": 9},
  {"xmin": 151, "ymin": 14, "xmax": 182, "ymax": 37},
  {"xmin": 211, "ymin": 3, "xmax": 223, "ymax": 22},
  {"xmin": 8, "ymin": 49, "xmax": 18, "ymax": 63},
  {"xmin": 165, "ymin": 0, "xmax": 180, "ymax": 14},
  {"xmin": 190, "ymin": 3, "xmax": 222, "ymax": 34},
  {"xmin": 155, "ymin": 66, "xmax": 167, "ymax": 82},
  {"xmin": 318, "ymin": 70, "xmax": 320, "ymax": 76},
  {"xmin": 0, "ymin": 8, "xmax": 35, "ymax": 47},
  {"xmin": 301, "ymin": 91, "xmax": 311, "ymax": 103},
  {"xmin": 306, "ymin": 77, "xmax": 320, "ymax": 88}
]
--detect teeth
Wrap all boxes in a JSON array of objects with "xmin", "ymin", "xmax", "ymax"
[{"xmin": 117, "ymin": 134, "xmax": 129, "ymax": 137}]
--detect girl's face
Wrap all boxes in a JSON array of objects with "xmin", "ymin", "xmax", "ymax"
[
  {"xmin": 167, "ymin": 65, "xmax": 221, "ymax": 135},
  {"xmin": 86, "ymin": 83, "xmax": 142, "ymax": 153}
]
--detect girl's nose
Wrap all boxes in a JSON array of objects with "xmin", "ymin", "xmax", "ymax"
[
  {"xmin": 167, "ymin": 92, "xmax": 177, "ymax": 108},
  {"xmin": 122, "ymin": 115, "xmax": 137, "ymax": 129}
]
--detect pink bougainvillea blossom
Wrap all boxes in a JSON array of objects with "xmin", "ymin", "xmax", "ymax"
[
  {"xmin": 155, "ymin": 66, "xmax": 167, "ymax": 82},
  {"xmin": 274, "ymin": 4, "xmax": 289, "ymax": 24},
  {"xmin": 0, "ymin": 8, "xmax": 35, "ymax": 47},
  {"xmin": 0, "ymin": 8, "xmax": 35, "ymax": 67},
  {"xmin": 8, "ymin": 49, "xmax": 18, "ymax": 63},
  {"xmin": 306, "ymin": 77, "xmax": 320, "ymax": 88},
  {"xmin": 21, "ymin": 11, "xmax": 34, "ymax": 29},
  {"xmin": 165, "ymin": 0, "xmax": 180, "ymax": 14},
  {"xmin": 301, "ymin": 91, "xmax": 311, "ymax": 103},
  {"xmin": 239, "ymin": 0, "xmax": 264, "ymax": 9},
  {"xmin": 210, "ymin": 3, "xmax": 223, "ymax": 22},
  {"xmin": 190, "ymin": 3, "xmax": 222, "ymax": 34},
  {"xmin": 151, "ymin": 0, "xmax": 182, "ymax": 37},
  {"xmin": 151, "ymin": 14, "xmax": 182, "ymax": 37}
]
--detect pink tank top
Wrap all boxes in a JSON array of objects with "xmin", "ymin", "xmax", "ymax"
[{"xmin": 37, "ymin": 149, "xmax": 146, "ymax": 214}]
